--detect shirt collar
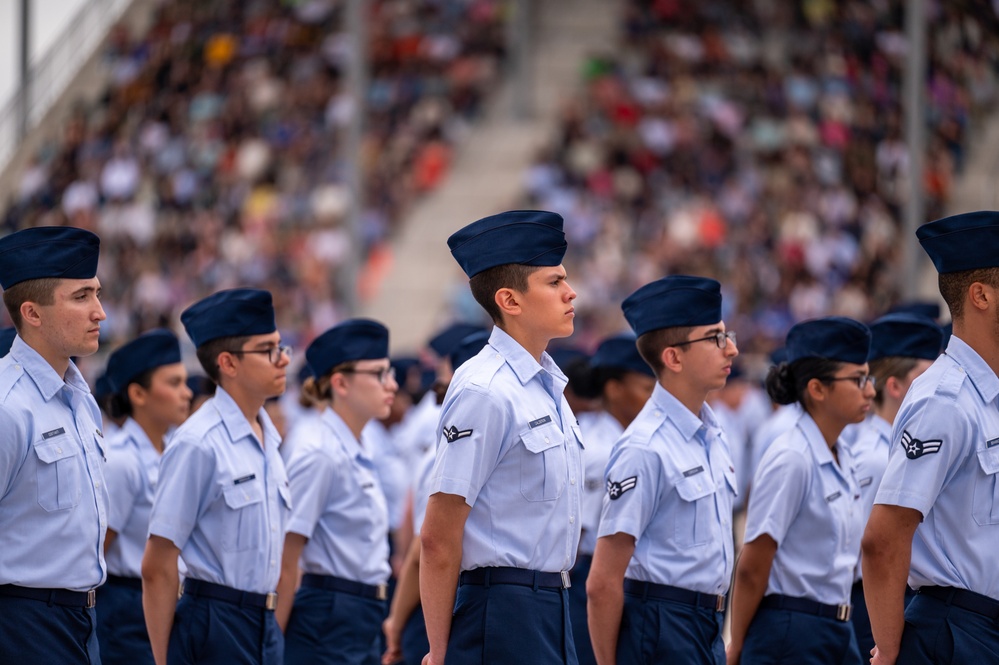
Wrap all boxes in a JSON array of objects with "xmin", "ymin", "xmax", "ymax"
[
  {"xmin": 796, "ymin": 410, "xmax": 837, "ymax": 466},
  {"xmin": 487, "ymin": 326, "xmax": 568, "ymax": 393},
  {"xmin": 8, "ymin": 335, "xmax": 92, "ymax": 401},
  {"xmin": 322, "ymin": 407, "xmax": 370, "ymax": 461},
  {"xmin": 122, "ymin": 416, "xmax": 164, "ymax": 463},
  {"xmin": 946, "ymin": 335, "xmax": 999, "ymax": 404},
  {"xmin": 871, "ymin": 413, "xmax": 892, "ymax": 441},
  {"xmin": 650, "ymin": 382, "xmax": 705, "ymax": 443},
  {"xmin": 213, "ymin": 386, "xmax": 280, "ymax": 449}
]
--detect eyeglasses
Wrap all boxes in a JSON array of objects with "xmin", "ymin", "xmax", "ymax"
[
  {"xmin": 340, "ymin": 366, "xmax": 396, "ymax": 385},
  {"xmin": 672, "ymin": 331, "xmax": 737, "ymax": 350},
  {"xmin": 822, "ymin": 374, "xmax": 876, "ymax": 390},
  {"xmin": 229, "ymin": 345, "xmax": 293, "ymax": 365}
]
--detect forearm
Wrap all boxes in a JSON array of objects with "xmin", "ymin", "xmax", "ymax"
[
  {"xmin": 862, "ymin": 540, "xmax": 912, "ymax": 663},
  {"xmin": 727, "ymin": 563, "xmax": 768, "ymax": 656},
  {"xmin": 587, "ymin": 581, "xmax": 624, "ymax": 665},
  {"xmin": 388, "ymin": 538, "xmax": 423, "ymax": 630},
  {"xmin": 275, "ymin": 533, "xmax": 307, "ymax": 631},
  {"xmin": 419, "ymin": 539, "xmax": 460, "ymax": 664},
  {"xmin": 142, "ymin": 558, "xmax": 179, "ymax": 665}
]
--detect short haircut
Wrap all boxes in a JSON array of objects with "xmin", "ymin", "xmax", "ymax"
[
  {"xmin": 938, "ymin": 266, "xmax": 999, "ymax": 320},
  {"xmin": 2, "ymin": 277, "xmax": 60, "ymax": 330},
  {"xmin": 468, "ymin": 263, "xmax": 538, "ymax": 324},
  {"xmin": 868, "ymin": 356, "xmax": 921, "ymax": 407},
  {"xmin": 195, "ymin": 334, "xmax": 252, "ymax": 383},
  {"xmin": 635, "ymin": 326, "xmax": 694, "ymax": 374}
]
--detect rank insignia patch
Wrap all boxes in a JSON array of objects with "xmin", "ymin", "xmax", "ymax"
[
  {"xmin": 443, "ymin": 425, "xmax": 473, "ymax": 443},
  {"xmin": 901, "ymin": 430, "xmax": 942, "ymax": 460},
  {"xmin": 607, "ymin": 476, "xmax": 637, "ymax": 500}
]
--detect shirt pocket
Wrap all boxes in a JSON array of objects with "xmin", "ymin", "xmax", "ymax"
[
  {"xmin": 972, "ymin": 447, "xmax": 999, "ymax": 526},
  {"xmin": 674, "ymin": 473, "xmax": 715, "ymax": 547},
  {"xmin": 222, "ymin": 480, "xmax": 265, "ymax": 552},
  {"xmin": 33, "ymin": 435, "xmax": 82, "ymax": 512},
  {"xmin": 519, "ymin": 425, "xmax": 567, "ymax": 502}
]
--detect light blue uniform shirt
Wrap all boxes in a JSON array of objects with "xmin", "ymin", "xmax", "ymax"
[
  {"xmin": 429, "ymin": 326, "xmax": 584, "ymax": 573},
  {"xmin": 105, "ymin": 417, "xmax": 162, "ymax": 578},
  {"xmin": 876, "ymin": 336, "xmax": 999, "ymax": 600},
  {"xmin": 148, "ymin": 387, "xmax": 291, "ymax": 594},
  {"xmin": 363, "ymin": 418, "xmax": 410, "ymax": 532},
  {"xmin": 848, "ymin": 413, "xmax": 891, "ymax": 582},
  {"xmin": 745, "ymin": 411, "xmax": 863, "ymax": 605},
  {"xmin": 750, "ymin": 403, "xmax": 802, "ymax": 480},
  {"xmin": 0, "ymin": 336, "xmax": 109, "ymax": 591},
  {"xmin": 598, "ymin": 384, "xmax": 736, "ymax": 595},
  {"xmin": 577, "ymin": 410, "xmax": 623, "ymax": 555},
  {"xmin": 283, "ymin": 408, "xmax": 391, "ymax": 585},
  {"xmin": 412, "ymin": 444, "xmax": 436, "ymax": 536}
]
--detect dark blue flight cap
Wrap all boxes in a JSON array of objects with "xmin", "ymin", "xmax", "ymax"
[
  {"xmin": 306, "ymin": 318, "xmax": 390, "ymax": 378},
  {"xmin": 181, "ymin": 288, "xmax": 276, "ymax": 347},
  {"xmin": 887, "ymin": 301, "xmax": 941, "ymax": 321},
  {"xmin": 450, "ymin": 330, "xmax": 491, "ymax": 371},
  {"xmin": 917, "ymin": 210, "xmax": 999, "ymax": 273},
  {"xmin": 186, "ymin": 374, "xmax": 216, "ymax": 397},
  {"xmin": 429, "ymin": 323, "xmax": 487, "ymax": 357},
  {"xmin": 786, "ymin": 317, "xmax": 871, "ymax": 365},
  {"xmin": 448, "ymin": 210, "xmax": 567, "ymax": 278},
  {"xmin": 106, "ymin": 329, "xmax": 183, "ymax": 393},
  {"xmin": 869, "ymin": 313, "xmax": 943, "ymax": 362},
  {"xmin": 591, "ymin": 334, "xmax": 654, "ymax": 377},
  {"xmin": 0, "ymin": 327, "xmax": 15, "ymax": 356},
  {"xmin": 548, "ymin": 345, "xmax": 589, "ymax": 374},
  {"xmin": 94, "ymin": 373, "xmax": 113, "ymax": 403},
  {"xmin": 0, "ymin": 226, "xmax": 100, "ymax": 289},
  {"xmin": 622, "ymin": 275, "xmax": 723, "ymax": 337},
  {"xmin": 769, "ymin": 347, "xmax": 788, "ymax": 366}
]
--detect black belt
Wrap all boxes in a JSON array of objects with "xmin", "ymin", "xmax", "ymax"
[
  {"xmin": 0, "ymin": 584, "xmax": 96, "ymax": 609},
  {"xmin": 301, "ymin": 574, "xmax": 388, "ymax": 601},
  {"xmin": 106, "ymin": 575, "xmax": 143, "ymax": 590},
  {"xmin": 623, "ymin": 579, "xmax": 726, "ymax": 613},
  {"xmin": 459, "ymin": 567, "xmax": 571, "ymax": 590},
  {"xmin": 919, "ymin": 586, "xmax": 999, "ymax": 620},
  {"xmin": 182, "ymin": 579, "xmax": 277, "ymax": 611},
  {"xmin": 760, "ymin": 594, "xmax": 852, "ymax": 622}
]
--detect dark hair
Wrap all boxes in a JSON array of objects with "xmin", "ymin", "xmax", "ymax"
[
  {"xmin": 2, "ymin": 277, "xmax": 59, "ymax": 330},
  {"xmin": 107, "ymin": 367, "xmax": 157, "ymax": 419},
  {"xmin": 300, "ymin": 361, "xmax": 356, "ymax": 404},
  {"xmin": 572, "ymin": 364, "xmax": 630, "ymax": 400},
  {"xmin": 869, "ymin": 356, "xmax": 921, "ymax": 407},
  {"xmin": 765, "ymin": 357, "xmax": 844, "ymax": 406},
  {"xmin": 468, "ymin": 263, "xmax": 537, "ymax": 323},
  {"xmin": 938, "ymin": 267, "xmax": 999, "ymax": 320},
  {"xmin": 635, "ymin": 326, "xmax": 694, "ymax": 374},
  {"xmin": 195, "ymin": 334, "xmax": 252, "ymax": 383}
]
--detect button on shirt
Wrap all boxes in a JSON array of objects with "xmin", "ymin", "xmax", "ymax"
[
  {"xmin": 578, "ymin": 410, "xmax": 623, "ymax": 556},
  {"xmin": 598, "ymin": 384, "xmax": 736, "ymax": 595},
  {"xmin": 283, "ymin": 408, "xmax": 391, "ymax": 586},
  {"xmin": 876, "ymin": 336, "xmax": 999, "ymax": 600},
  {"xmin": 429, "ymin": 326, "xmax": 584, "ymax": 573},
  {"xmin": 745, "ymin": 411, "xmax": 863, "ymax": 605},
  {"xmin": 148, "ymin": 387, "xmax": 290, "ymax": 594},
  {"xmin": 0, "ymin": 336, "xmax": 108, "ymax": 591},
  {"xmin": 105, "ymin": 417, "xmax": 163, "ymax": 578}
]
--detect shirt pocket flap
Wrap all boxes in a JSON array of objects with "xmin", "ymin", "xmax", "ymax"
[
  {"xmin": 223, "ymin": 481, "xmax": 264, "ymax": 509},
  {"xmin": 277, "ymin": 483, "xmax": 293, "ymax": 509},
  {"xmin": 570, "ymin": 424, "xmax": 585, "ymax": 450},
  {"xmin": 977, "ymin": 446, "xmax": 999, "ymax": 476},
  {"xmin": 675, "ymin": 473, "xmax": 714, "ymax": 502},
  {"xmin": 33, "ymin": 439, "xmax": 77, "ymax": 464},
  {"xmin": 521, "ymin": 426, "xmax": 562, "ymax": 454}
]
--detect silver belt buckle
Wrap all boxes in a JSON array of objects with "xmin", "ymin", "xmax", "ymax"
[
  {"xmin": 715, "ymin": 594, "xmax": 726, "ymax": 612},
  {"xmin": 265, "ymin": 592, "xmax": 278, "ymax": 611},
  {"xmin": 560, "ymin": 571, "xmax": 571, "ymax": 589},
  {"xmin": 376, "ymin": 584, "xmax": 388, "ymax": 601},
  {"xmin": 836, "ymin": 603, "xmax": 852, "ymax": 622},
  {"xmin": 86, "ymin": 589, "xmax": 96, "ymax": 609}
]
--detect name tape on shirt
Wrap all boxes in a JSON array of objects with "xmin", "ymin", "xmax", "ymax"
[
  {"xmin": 234, "ymin": 474, "xmax": 256, "ymax": 485},
  {"xmin": 858, "ymin": 476, "xmax": 873, "ymax": 487},
  {"xmin": 42, "ymin": 427, "xmax": 66, "ymax": 439},
  {"xmin": 607, "ymin": 476, "xmax": 637, "ymax": 500},
  {"xmin": 901, "ymin": 430, "xmax": 942, "ymax": 460},
  {"xmin": 443, "ymin": 425, "xmax": 473, "ymax": 443},
  {"xmin": 825, "ymin": 491, "xmax": 842, "ymax": 502},
  {"xmin": 529, "ymin": 415, "xmax": 552, "ymax": 429},
  {"xmin": 988, "ymin": 437, "xmax": 999, "ymax": 448},
  {"xmin": 683, "ymin": 466, "xmax": 705, "ymax": 477}
]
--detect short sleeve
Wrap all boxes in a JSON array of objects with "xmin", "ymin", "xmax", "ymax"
[
  {"xmin": 0, "ymin": 405, "xmax": 27, "ymax": 497},
  {"xmin": 875, "ymin": 394, "xmax": 972, "ymax": 516},
  {"xmin": 105, "ymin": 444, "xmax": 142, "ymax": 533},
  {"xmin": 285, "ymin": 446, "xmax": 337, "ymax": 539},
  {"xmin": 148, "ymin": 437, "xmax": 215, "ymax": 549},
  {"xmin": 597, "ymin": 443, "xmax": 662, "ymax": 540},
  {"xmin": 429, "ymin": 385, "xmax": 508, "ymax": 506},
  {"xmin": 744, "ymin": 443, "xmax": 810, "ymax": 546}
]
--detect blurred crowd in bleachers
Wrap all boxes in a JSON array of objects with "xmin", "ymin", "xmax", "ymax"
[{"xmin": 511, "ymin": 0, "xmax": 999, "ymax": 360}]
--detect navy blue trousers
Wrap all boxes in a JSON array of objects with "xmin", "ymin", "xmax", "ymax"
[
  {"xmin": 96, "ymin": 580, "xmax": 154, "ymax": 665},
  {"xmin": 284, "ymin": 586, "xmax": 386, "ymax": 665},
  {"xmin": 0, "ymin": 596, "xmax": 101, "ymax": 664},
  {"xmin": 617, "ymin": 592, "xmax": 725, "ymax": 665},
  {"xmin": 741, "ymin": 607, "xmax": 861, "ymax": 665},
  {"xmin": 401, "ymin": 604, "xmax": 430, "ymax": 665},
  {"xmin": 448, "ymin": 583, "xmax": 578, "ymax": 664},
  {"xmin": 896, "ymin": 592, "xmax": 999, "ymax": 663},
  {"xmin": 567, "ymin": 555, "xmax": 596, "ymax": 665},
  {"xmin": 168, "ymin": 594, "xmax": 283, "ymax": 665}
]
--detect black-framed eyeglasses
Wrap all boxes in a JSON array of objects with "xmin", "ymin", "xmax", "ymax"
[
  {"xmin": 340, "ymin": 366, "xmax": 396, "ymax": 385},
  {"xmin": 229, "ymin": 345, "xmax": 293, "ymax": 365},
  {"xmin": 821, "ymin": 374, "xmax": 876, "ymax": 390},
  {"xmin": 672, "ymin": 331, "xmax": 737, "ymax": 350}
]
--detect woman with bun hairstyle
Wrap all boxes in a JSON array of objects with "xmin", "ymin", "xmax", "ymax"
[
  {"xmin": 276, "ymin": 318, "xmax": 399, "ymax": 664},
  {"xmin": 97, "ymin": 329, "xmax": 192, "ymax": 664},
  {"xmin": 728, "ymin": 317, "xmax": 875, "ymax": 665}
]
